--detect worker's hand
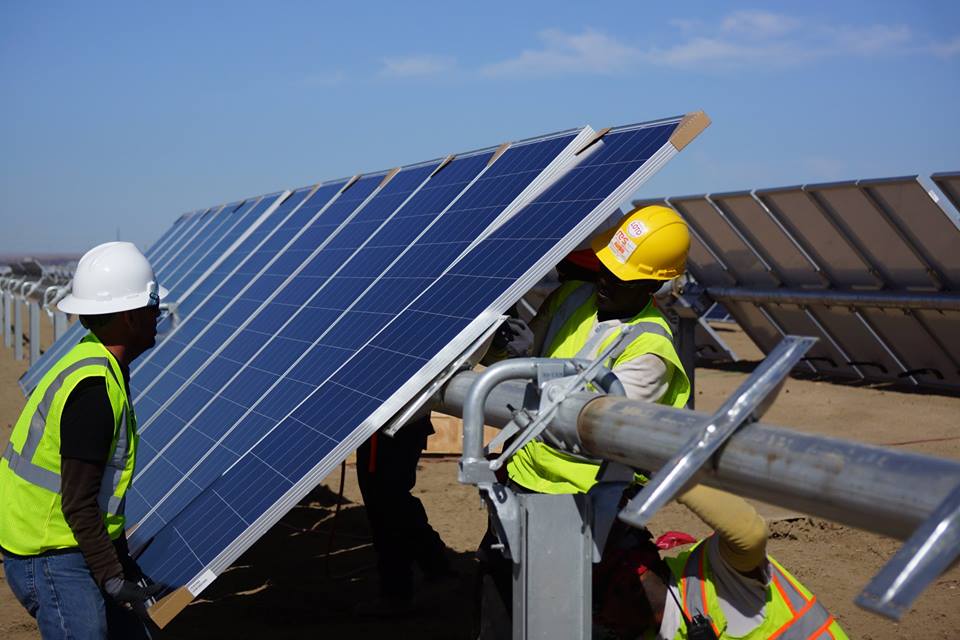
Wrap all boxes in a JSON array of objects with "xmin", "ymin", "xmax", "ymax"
[
  {"xmin": 104, "ymin": 575, "xmax": 165, "ymax": 622},
  {"xmin": 493, "ymin": 318, "xmax": 534, "ymax": 357}
]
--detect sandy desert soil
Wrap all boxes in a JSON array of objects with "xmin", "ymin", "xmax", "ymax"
[{"xmin": 1, "ymin": 322, "xmax": 958, "ymax": 639}]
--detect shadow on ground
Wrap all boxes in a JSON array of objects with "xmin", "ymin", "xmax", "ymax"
[{"xmin": 158, "ymin": 484, "xmax": 479, "ymax": 640}]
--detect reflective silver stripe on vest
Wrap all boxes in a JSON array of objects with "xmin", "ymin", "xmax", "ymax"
[
  {"xmin": 20, "ymin": 357, "xmax": 113, "ymax": 463},
  {"xmin": 768, "ymin": 564, "xmax": 835, "ymax": 639},
  {"xmin": 680, "ymin": 541, "xmax": 709, "ymax": 619},
  {"xmin": 540, "ymin": 283, "xmax": 595, "ymax": 356},
  {"xmin": 681, "ymin": 540, "xmax": 835, "ymax": 639},
  {"xmin": 98, "ymin": 406, "xmax": 129, "ymax": 515},
  {"xmin": 12, "ymin": 354, "xmax": 131, "ymax": 515},
  {"xmin": 575, "ymin": 320, "xmax": 673, "ymax": 364},
  {"xmin": 3, "ymin": 442, "xmax": 61, "ymax": 493}
]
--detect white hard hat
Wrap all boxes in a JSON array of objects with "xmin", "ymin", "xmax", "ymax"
[{"xmin": 58, "ymin": 242, "xmax": 168, "ymax": 315}]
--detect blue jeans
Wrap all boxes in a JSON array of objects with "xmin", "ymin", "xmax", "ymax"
[{"xmin": 3, "ymin": 551, "xmax": 150, "ymax": 640}]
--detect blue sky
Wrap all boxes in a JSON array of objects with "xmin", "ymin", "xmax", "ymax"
[{"xmin": 1, "ymin": 0, "xmax": 958, "ymax": 254}]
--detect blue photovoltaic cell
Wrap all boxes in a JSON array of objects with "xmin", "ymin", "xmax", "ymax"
[
  {"xmin": 126, "ymin": 162, "xmax": 455, "ymax": 539},
  {"xmin": 136, "ymin": 188, "xmax": 317, "ymax": 372},
  {"xmin": 130, "ymin": 185, "xmax": 339, "ymax": 398},
  {"xmin": 130, "ymin": 132, "xmax": 581, "ymax": 580},
  {"xmin": 150, "ymin": 201, "xmax": 253, "ymax": 300},
  {"xmin": 133, "ymin": 121, "xmax": 683, "ymax": 590},
  {"xmin": 144, "ymin": 215, "xmax": 190, "ymax": 261},
  {"xmin": 153, "ymin": 197, "xmax": 277, "ymax": 312},
  {"xmin": 132, "ymin": 193, "xmax": 291, "ymax": 379},
  {"xmin": 18, "ymin": 204, "xmax": 227, "ymax": 394},
  {"xmin": 151, "ymin": 207, "xmax": 220, "ymax": 275},
  {"xmin": 126, "ymin": 152, "xmax": 496, "ymax": 548},
  {"xmin": 128, "ymin": 173, "xmax": 385, "ymax": 446}
]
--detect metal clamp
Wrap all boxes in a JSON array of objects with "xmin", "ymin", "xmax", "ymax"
[
  {"xmin": 856, "ymin": 482, "xmax": 960, "ymax": 620},
  {"xmin": 617, "ymin": 335, "xmax": 816, "ymax": 529}
]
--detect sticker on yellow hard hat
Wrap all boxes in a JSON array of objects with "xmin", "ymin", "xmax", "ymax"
[
  {"xmin": 608, "ymin": 229, "xmax": 636, "ymax": 264},
  {"xmin": 626, "ymin": 220, "xmax": 647, "ymax": 238}
]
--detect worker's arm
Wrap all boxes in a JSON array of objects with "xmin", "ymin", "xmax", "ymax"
[
  {"xmin": 677, "ymin": 484, "xmax": 768, "ymax": 574},
  {"xmin": 611, "ymin": 354, "xmax": 671, "ymax": 404},
  {"xmin": 59, "ymin": 378, "xmax": 125, "ymax": 587}
]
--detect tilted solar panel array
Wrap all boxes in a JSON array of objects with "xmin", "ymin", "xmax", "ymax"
[
  {"xmin": 640, "ymin": 173, "xmax": 960, "ymax": 392},
  {"xmin": 11, "ymin": 114, "xmax": 709, "ymax": 624}
]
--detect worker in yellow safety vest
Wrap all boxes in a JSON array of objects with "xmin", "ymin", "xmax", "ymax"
[
  {"xmin": 0, "ymin": 242, "xmax": 166, "ymax": 639},
  {"xmin": 507, "ymin": 204, "xmax": 692, "ymax": 494},
  {"xmin": 595, "ymin": 483, "xmax": 849, "ymax": 639},
  {"xmin": 479, "ymin": 206, "xmax": 848, "ymax": 640}
]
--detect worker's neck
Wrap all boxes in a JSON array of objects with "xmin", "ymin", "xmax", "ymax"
[
  {"xmin": 92, "ymin": 330, "xmax": 135, "ymax": 375},
  {"xmin": 103, "ymin": 343, "xmax": 132, "ymax": 371},
  {"xmin": 596, "ymin": 294, "xmax": 651, "ymax": 322}
]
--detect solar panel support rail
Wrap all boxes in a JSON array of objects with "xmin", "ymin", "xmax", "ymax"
[{"xmin": 438, "ymin": 369, "xmax": 960, "ymax": 620}]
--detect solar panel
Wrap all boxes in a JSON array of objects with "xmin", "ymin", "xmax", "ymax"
[
  {"xmin": 116, "ymin": 114, "xmax": 708, "ymax": 624},
  {"xmin": 146, "ymin": 186, "xmax": 321, "ymax": 349},
  {"xmin": 129, "ymin": 140, "xmax": 569, "ymax": 540},
  {"xmin": 646, "ymin": 173, "xmax": 960, "ymax": 392}
]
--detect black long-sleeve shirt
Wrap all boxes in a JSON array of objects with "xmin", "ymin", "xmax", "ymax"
[{"xmin": 59, "ymin": 377, "xmax": 131, "ymax": 587}]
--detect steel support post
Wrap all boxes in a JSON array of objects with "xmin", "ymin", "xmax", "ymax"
[
  {"xmin": 677, "ymin": 316, "xmax": 697, "ymax": 409},
  {"xmin": 3, "ymin": 292, "xmax": 11, "ymax": 348},
  {"xmin": 29, "ymin": 301, "xmax": 41, "ymax": 366},
  {"xmin": 514, "ymin": 493, "xmax": 593, "ymax": 640},
  {"xmin": 53, "ymin": 312, "xmax": 68, "ymax": 341},
  {"xmin": 14, "ymin": 297, "xmax": 23, "ymax": 360}
]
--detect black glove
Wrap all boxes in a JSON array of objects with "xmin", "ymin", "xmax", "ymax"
[
  {"xmin": 104, "ymin": 576, "xmax": 165, "ymax": 622},
  {"xmin": 493, "ymin": 317, "xmax": 533, "ymax": 357}
]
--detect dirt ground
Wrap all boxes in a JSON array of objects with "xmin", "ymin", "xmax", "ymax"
[{"xmin": 1, "ymin": 321, "xmax": 959, "ymax": 639}]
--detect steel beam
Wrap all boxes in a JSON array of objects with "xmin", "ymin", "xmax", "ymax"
[
  {"xmin": 437, "ymin": 371, "xmax": 960, "ymax": 541},
  {"xmin": 706, "ymin": 286, "xmax": 960, "ymax": 312}
]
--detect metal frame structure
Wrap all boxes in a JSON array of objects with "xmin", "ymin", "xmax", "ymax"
[
  {"xmin": 0, "ymin": 259, "xmax": 75, "ymax": 366},
  {"xmin": 442, "ymin": 338, "xmax": 960, "ymax": 636}
]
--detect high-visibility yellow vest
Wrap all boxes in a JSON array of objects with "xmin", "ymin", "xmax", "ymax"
[
  {"xmin": 507, "ymin": 281, "xmax": 690, "ymax": 494},
  {"xmin": 0, "ymin": 333, "xmax": 138, "ymax": 555},
  {"xmin": 665, "ymin": 536, "xmax": 848, "ymax": 639}
]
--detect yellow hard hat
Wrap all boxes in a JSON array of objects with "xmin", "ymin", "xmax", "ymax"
[{"xmin": 591, "ymin": 205, "xmax": 690, "ymax": 281}]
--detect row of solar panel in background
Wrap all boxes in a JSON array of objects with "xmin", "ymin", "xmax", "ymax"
[{"xmin": 637, "ymin": 171, "xmax": 960, "ymax": 392}]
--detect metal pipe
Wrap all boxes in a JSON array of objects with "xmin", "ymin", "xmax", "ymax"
[
  {"xmin": 462, "ymin": 359, "xmax": 579, "ymax": 468},
  {"xmin": 2, "ymin": 291, "xmax": 11, "ymax": 348},
  {"xmin": 29, "ymin": 301, "xmax": 40, "ymax": 366},
  {"xmin": 14, "ymin": 296, "xmax": 23, "ymax": 360},
  {"xmin": 706, "ymin": 286, "xmax": 960, "ymax": 312},
  {"xmin": 54, "ymin": 312, "xmax": 68, "ymax": 341},
  {"xmin": 437, "ymin": 371, "xmax": 960, "ymax": 540}
]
